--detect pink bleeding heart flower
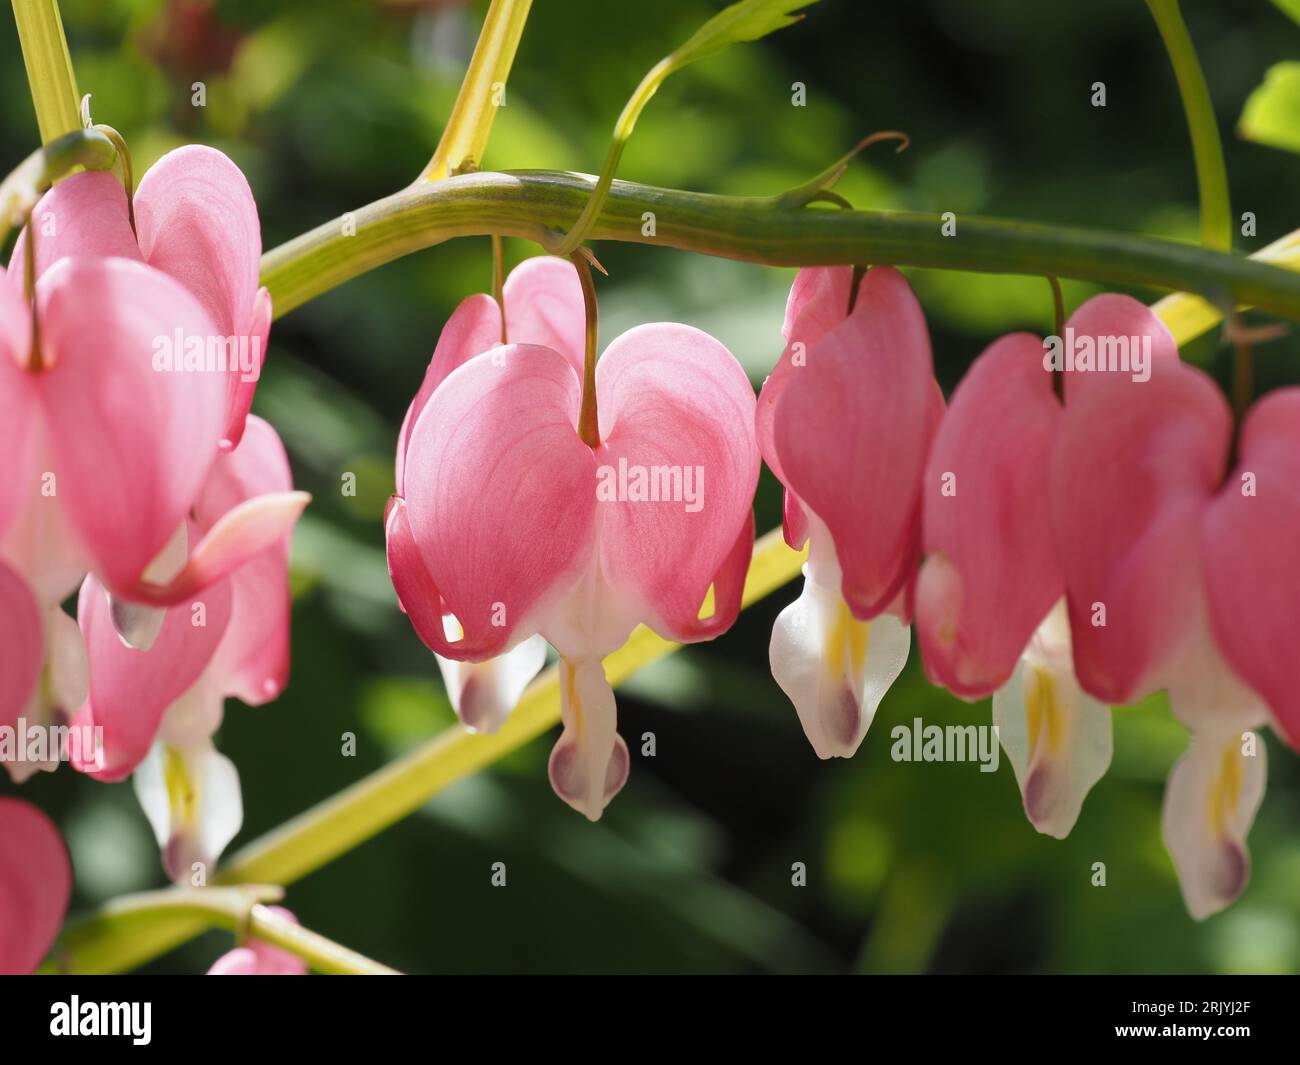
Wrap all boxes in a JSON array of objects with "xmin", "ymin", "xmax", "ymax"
[
  {"xmin": 756, "ymin": 266, "xmax": 943, "ymax": 759},
  {"xmin": 1, "ymin": 257, "xmax": 245, "ymax": 784},
  {"xmin": 1200, "ymin": 388, "xmax": 1300, "ymax": 750},
  {"xmin": 0, "ymin": 797, "xmax": 71, "ymax": 974},
  {"xmin": 70, "ymin": 416, "xmax": 300, "ymax": 880},
  {"xmin": 917, "ymin": 294, "xmax": 1179, "ymax": 699},
  {"xmin": 0, "ymin": 250, "xmax": 300, "ymax": 634},
  {"xmin": 918, "ymin": 294, "xmax": 1176, "ymax": 837},
  {"xmin": 1050, "ymin": 358, "xmax": 1295, "ymax": 916},
  {"xmin": 393, "ymin": 257, "xmax": 584, "ymax": 734},
  {"xmin": 207, "ymin": 906, "xmax": 308, "ymax": 975},
  {"xmin": 389, "ymin": 259, "xmax": 759, "ymax": 819},
  {"xmin": 10, "ymin": 144, "xmax": 272, "ymax": 450}
]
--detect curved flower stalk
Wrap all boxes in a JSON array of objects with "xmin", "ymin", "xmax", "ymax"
[
  {"xmin": 756, "ymin": 266, "xmax": 943, "ymax": 758},
  {"xmin": 1051, "ymin": 361, "xmax": 1300, "ymax": 916},
  {"xmin": 71, "ymin": 417, "xmax": 301, "ymax": 882},
  {"xmin": 389, "ymin": 258, "xmax": 759, "ymax": 819},
  {"xmin": 0, "ymin": 797, "xmax": 70, "ymax": 975},
  {"xmin": 207, "ymin": 906, "xmax": 308, "ymax": 975}
]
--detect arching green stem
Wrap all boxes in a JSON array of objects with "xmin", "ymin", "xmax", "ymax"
[
  {"xmin": 1146, "ymin": 0, "xmax": 1232, "ymax": 253},
  {"xmin": 12, "ymin": 0, "xmax": 81, "ymax": 144},
  {"xmin": 260, "ymin": 170, "xmax": 1300, "ymax": 329}
]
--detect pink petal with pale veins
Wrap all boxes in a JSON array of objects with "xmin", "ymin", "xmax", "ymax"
[
  {"xmin": 1060, "ymin": 293, "xmax": 1180, "ymax": 401},
  {"xmin": 769, "ymin": 267, "xmax": 941, "ymax": 619},
  {"xmin": 134, "ymin": 145, "xmax": 261, "ymax": 339},
  {"xmin": 399, "ymin": 344, "xmax": 596, "ymax": 659},
  {"xmin": 1050, "ymin": 362, "xmax": 1231, "ymax": 705},
  {"xmin": 0, "ymin": 798, "xmax": 70, "ymax": 975},
  {"xmin": 74, "ymin": 570, "xmax": 234, "ymax": 780},
  {"xmin": 756, "ymin": 266, "xmax": 853, "ymax": 543},
  {"xmin": 594, "ymin": 322, "xmax": 759, "ymax": 643},
  {"xmin": 6, "ymin": 172, "xmax": 141, "ymax": 283},
  {"xmin": 1201, "ymin": 387, "xmax": 1300, "ymax": 749},
  {"xmin": 197, "ymin": 416, "xmax": 297, "ymax": 704},
  {"xmin": 0, "ymin": 561, "xmax": 41, "ymax": 733},
  {"xmin": 395, "ymin": 293, "xmax": 502, "ymax": 494},
  {"xmin": 34, "ymin": 257, "xmax": 228, "ymax": 596},
  {"xmin": 918, "ymin": 332, "xmax": 1062, "ymax": 699},
  {"xmin": 0, "ymin": 277, "xmax": 36, "ymax": 539}
]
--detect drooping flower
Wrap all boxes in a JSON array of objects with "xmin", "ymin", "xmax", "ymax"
[
  {"xmin": 388, "ymin": 258, "xmax": 759, "ymax": 819},
  {"xmin": 9, "ymin": 144, "xmax": 272, "ymax": 449},
  {"xmin": 917, "ymin": 295, "xmax": 1176, "ymax": 837},
  {"xmin": 70, "ymin": 416, "xmax": 300, "ymax": 880},
  {"xmin": 1050, "ymin": 359, "xmax": 1299, "ymax": 916},
  {"xmin": 207, "ymin": 906, "xmax": 308, "ymax": 975},
  {"xmin": 756, "ymin": 266, "xmax": 943, "ymax": 758},
  {"xmin": 0, "ymin": 797, "xmax": 70, "ymax": 975},
  {"xmin": 392, "ymin": 257, "xmax": 583, "ymax": 733},
  {"xmin": 0, "ymin": 146, "xmax": 303, "ymax": 781}
]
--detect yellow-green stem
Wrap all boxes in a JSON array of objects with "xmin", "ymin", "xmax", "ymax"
[
  {"xmin": 420, "ymin": 0, "xmax": 533, "ymax": 182},
  {"xmin": 12, "ymin": 0, "xmax": 81, "ymax": 144},
  {"xmin": 44, "ymin": 886, "xmax": 398, "ymax": 975},
  {"xmin": 1146, "ymin": 0, "xmax": 1232, "ymax": 253}
]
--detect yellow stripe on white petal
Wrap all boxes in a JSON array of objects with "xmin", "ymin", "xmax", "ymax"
[
  {"xmin": 992, "ymin": 600, "xmax": 1112, "ymax": 839},
  {"xmin": 770, "ymin": 564, "xmax": 909, "ymax": 760},
  {"xmin": 134, "ymin": 737, "xmax": 243, "ymax": 885},
  {"xmin": 1162, "ymin": 728, "xmax": 1266, "ymax": 920},
  {"xmin": 435, "ymin": 632, "xmax": 548, "ymax": 734}
]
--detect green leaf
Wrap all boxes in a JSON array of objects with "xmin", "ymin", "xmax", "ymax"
[
  {"xmin": 1240, "ymin": 61, "xmax": 1300, "ymax": 154},
  {"xmin": 550, "ymin": 0, "xmax": 821, "ymax": 255},
  {"xmin": 1271, "ymin": 0, "xmax": 1300, "ymax": 27},
  {"xmin": 671, "ymin": 0, "xmax": 820, "ymax": 70}
]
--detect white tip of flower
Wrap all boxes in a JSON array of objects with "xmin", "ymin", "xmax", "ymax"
[
  {"xmin": 1163, "ymin": 728, "xmax": 1266, "ymax": 921},
  {"xmin": 134, "ymin": 740, "xmax": 243, "ymax": 884},
  {"xmin": 110, "ymin": 523, "xmax": 190, "ymax": 649},
  {"xmin": 992, "ymin": 602, "xmax": 1112, "ymax": 840},
  {"xmin": 548, "ymin": 658, "xmax": 627, "ymax": 821},
  {"xmin": 109, "ymin": 595, "xmax": 168, "ymax": 651},
  {"xmin": 770, "ymin": 569, "xmax": 909, "ymax": 759},
  {"xmin": 436, "ymin": 633, "xmax": 547, "ymax": 735}
]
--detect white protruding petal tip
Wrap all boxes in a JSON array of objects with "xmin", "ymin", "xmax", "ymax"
[
  {"xmin": 993, "ymin": 604, "xmax": 1113, "ymax": 840},
  {"xmin": 437, "ymin": 634, "xmax": 547, "ymax": 735},
  {"xmin": 549, "ymin": 659, "xmax": 626, "ymax": 820},
  {"xmin": 1163, "ymin": 729, "xmax": 1266, "ymax": 921},
  {"xmin": 770, "ymin": 570, "xmax": 908, "ymax": 760}
]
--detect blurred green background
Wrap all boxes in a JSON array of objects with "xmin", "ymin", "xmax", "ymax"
[{"xmin": 3, "ymin": 0, "xmax": 1300, "ymax": 974}]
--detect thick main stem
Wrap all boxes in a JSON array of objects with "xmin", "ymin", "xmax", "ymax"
[{"xmin": 259, "ymin": 171, "xmax": 1300, "ymax": 331}]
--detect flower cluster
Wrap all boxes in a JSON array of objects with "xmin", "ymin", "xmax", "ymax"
[
  {"xmin": 0, "ymin": 147, "xmax": 306, "ymax": 972},
  {"xmin": 391, "ymin": 259, "xmax": 1299, "ymax": 920}
]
